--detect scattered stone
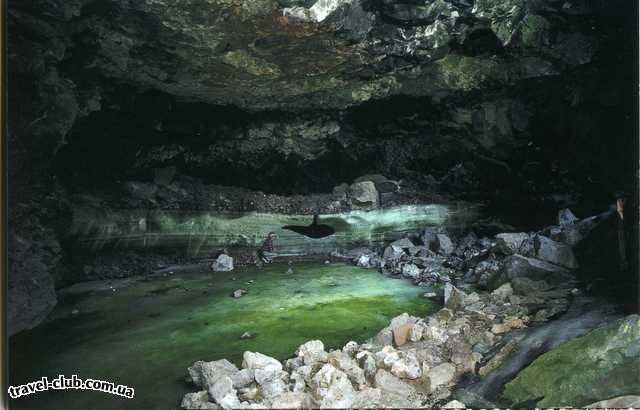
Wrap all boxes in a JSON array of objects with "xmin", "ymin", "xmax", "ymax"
[
  {"xmin": 71, "ymin": 309, "xmax": 80, "ymax": 315},
  {"xmin": 240, "ymin": 331, "xmax": 256, "ymax": 340},
  {"xmin": 181, "ymin": 390, "xmax": 219, "ymax": 410},
  {"xmin": 269, "ymin": 392, "xmax": 314, "ymax": 409},
  {"xmin": 409, "ymin": 324, "xmax": 424, "ymax": 342},
  {"xmin": 402, "ymin": 263, "xmax": 421, "ymax": 279},
  {"xmin": 434, "ymin": 308, "xmax": 454, "ymax": 323},
  {"xmin": 436, "ymin": 234, "xmax": 455, "ymax": 255},
  {"xmin": 211, "ymin": 254, "xmax": 234, "ymax": 272},
  {"xmin": 311, "ymin": 364, "xmax": 355, "ymax": 408},
  {"xmin": 423, "ymin": 292, "xmax": 437, "ymax": 298},
  {"xmin": 443, "ymin": 399, "xmax": 466, "ymax": 409},
  {"xmin": 232, "ymin": 289, "xmax": 247, "ymax": 298},
  {"xmin": 296, "ymin": 340, "xmax": 328, "ymax": 365},
  {"xmin": 495, "ymin": 233, "xmax": 534, "ymax": 256},
  {"xmin": 207, "ymin": 377, "xmax": 240, "ymax": 410},
  {"xmin": 356, "ymin": 351, "xmax": 377, "ymax": 381},
  {"xmin": 390, "ymin": 238, "xmax": 415, "ymax": 249},
  {"xmin": 444, "ymin": 284, "xmax": 467, "ymax": 311},
  {"xmin": 425, "ymin": 363, "xmax": 456, "ymax": 392},
  {"xmin": 533, "ymin": 235, "xmax": 578, "ymax": 269},
  {"xmin": 390, "ymin": 352, "xmax": 422, "ymax": 379},
  {"xmin": 230, "ymin": 369, "xmax": 255, "ymax": 389},
  {"xmin": 491, "ymin": 316, "xmax": 526, "ymax": 334},
  {"xmin": 242, "ymin": 351, "xmax": 282, "ymax": 373},
  {"xmin": 374, "ymin": 369, "xmax": 416, "ymax": 397},
  {"xmin": 328, "ymin": 350, "xmax": 366, "ymax": 386}
]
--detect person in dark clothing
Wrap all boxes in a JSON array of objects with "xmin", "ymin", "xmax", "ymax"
[{"xmin": 257, "ymin": 232, "xmax": 277, "ymax": 264}]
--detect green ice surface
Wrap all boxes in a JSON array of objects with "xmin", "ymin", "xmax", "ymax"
[
  {"xmin": 9, "ymin": 262, "xmax": 438, "ymax": 409},
  {"xmin": 71, "ymin": 203, "xmax": 481, "ymax": 256}
]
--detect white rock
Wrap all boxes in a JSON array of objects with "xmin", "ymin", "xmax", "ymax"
[
  {"xmin": 328, "ymin": 350, "xmax": 366, "ymax": 387},
  {"xmin": 211, "ymin": 254, "xmax": 234, "ymax": 272},
  {"xmin": 181, "ymin": 391, "xmax": 220, "ymax": 410},
  {"xmin": 258, "ymin": 374, "xmax": 287, "ymax": 401},
  {"xmin": 207, "ymin": 377, "xmax": 241, "ymax": 410},
  {"xmin": 491, "ymin": 283, "xmax": 513, "ymax": 300},
  {"xmin": 352, "ymin": 388, "xmax": 383, "ymax": 408},
  {"xmin": 296, "ymin": 340, "xmax": 328, "ymax": 365},
  {"xmin": 342, "ymin": 341, "xmax": 359, "ymax": 357},
  {"xmin": 390, "ymin": 352, "xmax": 422, "ymax": 380},
  {"xmin": 242, "ymin": 352, "xmax": 282, "ymax": 373}
]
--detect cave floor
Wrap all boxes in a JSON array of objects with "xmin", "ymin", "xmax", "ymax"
[{"xmin": 9, "ymin": 262, "xmax": 437, "ymax": 409}]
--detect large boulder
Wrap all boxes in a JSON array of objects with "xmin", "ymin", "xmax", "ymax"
[
  {"xmin": 501, "ymin": 315, "xmax": 640, "ymax": 407},
  {"xmin": 533, "ymin": 235, "xmax": 578, "ymax": 269},
  {"xmin": 242, "ymin": 352, "xmax": 283, "ymax": 373},
  {"xmin": 348, "ymin": 181, "xmax": 378, "ymax": 209},
  {"xmin": 497, "ymin": 254, "xmax": 572, "ymax": 288}
]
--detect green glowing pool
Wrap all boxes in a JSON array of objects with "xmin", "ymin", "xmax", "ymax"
[{"xmin": 10, "ymin": 262, "xmax": 438, "ymax": 409}]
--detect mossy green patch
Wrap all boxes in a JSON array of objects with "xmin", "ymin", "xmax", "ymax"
[
  {"xmin": 10, "ymin": 262, "xmax": 437, "ymax": 409},
  {"xmin": 501, "ymin": 315, "xmax": 640, "ymax": 407}
]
